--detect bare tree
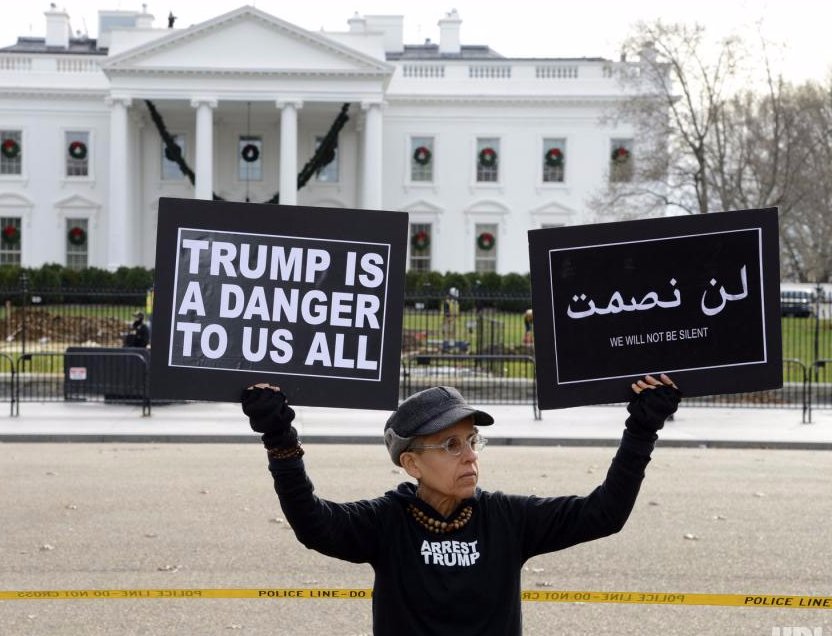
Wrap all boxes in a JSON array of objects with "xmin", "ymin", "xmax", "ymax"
[
  {"xmin": 776, "ymin": 82, "xmax": 832, "ymax": 281},
  {"xmin": 590, "ymin": 21, "xmax": 742, "ymax": 219},
  {"xmin": 592, "ymin": 20, "xmax": 832, "ymax": 282}
]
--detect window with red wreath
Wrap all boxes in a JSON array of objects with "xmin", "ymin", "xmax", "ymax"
[
  {"xmin": 476, "ymin": 138, "xmax": 499, "ymax": 183},
  {"xmin": 0, "ymin": 216, "xmax": 21, "ymax": 266},
  {"xmin": 1, "ymin": 129, "xmax": 22, "ymax": 175},
  {"xmin": 66, "ymin": 131, "xmax": 90, "ymax": 177},
  {"xmin": 410, "ymin": 136, "xmax": 434, "ymax": 183},
  {"xmin": 475, "ymin": 223, "xmax": 498, "ymax": 273},
  {"xmin": 543, "ymin": 138, "xmax": 566, "ymax": 183},
  {"xmin": 610, "ymin": 139, "xmax": 634, "ymax": 183},
  {"xmin": 409, "ymin": 222, "xmax": 432, "ymax": 272},
  {"xmin": 66, "ymin": 218, "xmax": 89, "ymax": 270}
]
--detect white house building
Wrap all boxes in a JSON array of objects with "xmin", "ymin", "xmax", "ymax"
[{"xmin": 0, "ymin": 5, "xmax": 641, "ymax": 274}]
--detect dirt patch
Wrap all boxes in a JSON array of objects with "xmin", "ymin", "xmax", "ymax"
[{"xmin": 0, "ymin": 308, "xmax": 129, "ymax": 347}]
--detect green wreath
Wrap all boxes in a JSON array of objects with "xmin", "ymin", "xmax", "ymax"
[
  {"xmin": 544, "ymin": 147, "xmax": 564, "ymax": 168},
  {"xmin": 241, "ymin": 143, "xmax": 260, "ymax": 163},
  {"xmin": 68, "ymin": 226, "xmax": 87, "ymax": 246},
  {"xmin": 1, "ymin": 138, "xmax": 20, "ymax": 160},
  {"xmin": 478, "ymin": 147, "xmax": 498, "ymax": 168},
  {"xmin": 411, "ymin": 230, "xmax": 430, "ymax": 250},
  {"xmin": 413, "ymin": 146, "xmax": 432, "ymax": 166},
  {"xmin": 2, "ymin": 225, "xmax": 20, "ymax": 245},
  {"xmin": 477, "ymin": 231, "xmax": 495, "ymax": 251},
  {"xmin": 611, "ymin": 146, "xmax": 631, "ymax": 164},
  {"xmin": 68, "ymin": 140, "xmax": 88, "ymax": 160}
]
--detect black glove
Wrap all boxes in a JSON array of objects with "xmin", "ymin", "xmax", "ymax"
[
  {"xmin": 625, "ymin": 384, "xmax": 681, "ymax": 441},
  {"xmin": 241, "ymin": 385, "xmax": 297, "ymax": 449}
]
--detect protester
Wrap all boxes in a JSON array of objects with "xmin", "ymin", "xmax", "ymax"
[{"xmin": 241, "ymin": 374, "xmax": 680, "ymax": 635}]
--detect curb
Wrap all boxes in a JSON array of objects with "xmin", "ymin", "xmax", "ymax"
[{"xmin": 1, "ymin": 434, "xmax": 831, "ymax": 450}]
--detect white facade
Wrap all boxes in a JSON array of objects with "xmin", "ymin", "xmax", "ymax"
[{"xmin": 0, "ymin": 6, "xmax": 639, "ymax": 274}]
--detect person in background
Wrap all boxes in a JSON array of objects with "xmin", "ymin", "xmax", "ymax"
[
  {"xmin": 442, "ymin": 286, "xmax": 460, "ymax": 351},
  {"xmin": 124, "ymin": 311, "xmax": 150, "ymax": 348},
  {"xmin": 241, "ymin": 374, "xmax": 680, "ymax": 635},
  {"xmin": 522, "ymin": 308, "xmax": 534, "ymax": 346}
]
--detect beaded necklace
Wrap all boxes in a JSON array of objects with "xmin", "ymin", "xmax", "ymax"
[{"xmin": 407, "ymin": 503, "xmax": 473, "ymax": 534}]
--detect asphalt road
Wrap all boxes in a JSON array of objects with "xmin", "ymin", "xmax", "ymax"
[{"xmin": 1, "ymin": 443, "xmax": 830, "ymax": 635}]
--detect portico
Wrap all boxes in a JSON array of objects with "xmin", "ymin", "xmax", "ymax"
[{"xmin": 101, "ymin": 6, "xmax": 392, "ymax": 268}]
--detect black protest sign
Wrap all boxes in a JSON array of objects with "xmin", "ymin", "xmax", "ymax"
[
  {"xmin": 528, "ymin": 208, "xmax": 782, "ymax": 409},
  {"xmin": 150, "ymin": 198, "xmax": 407, "ymax": 409}
]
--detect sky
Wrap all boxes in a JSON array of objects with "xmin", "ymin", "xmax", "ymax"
[{"xmin": 1, "ymin": 0, "xmax": 829, "ymax": 84}]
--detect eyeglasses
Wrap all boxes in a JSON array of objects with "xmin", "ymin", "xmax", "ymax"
[{"xmin": 408, "ymin": 433, "xmax": 488, "ymax": 457}]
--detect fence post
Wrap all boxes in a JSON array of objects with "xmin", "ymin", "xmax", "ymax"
[{"xmin": 19, "ymin": 271, "xmax": 28, "ymax": 360}]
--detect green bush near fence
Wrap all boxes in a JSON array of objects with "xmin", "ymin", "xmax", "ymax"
[{"xmin": 0, "ymin": 264, "xmax": 154, "ymax": 291}]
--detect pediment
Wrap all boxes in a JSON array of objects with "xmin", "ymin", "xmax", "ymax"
[
  {"xmin": 464, "ymin": 199, "xmax": 510, "ymax": 215},
  {"xmin": 103, "ymin": 6, "xmax": 392, "ymax": 77},
  {"xmin": 54, "ymin": 194, "xmax": 101, "ymax": 209},
  {"xmin": 402, "ymin": 199, "xmax": 443, "ymax": 214},
  {"xmin": 0, "ymin": 192, "xmax": 34, "ymax": 208},
  {"xmin": 530, "ymin": 201, "xmax": 576, "ymax": 217}
]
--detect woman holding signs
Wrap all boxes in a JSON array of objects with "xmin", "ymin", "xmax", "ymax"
[{"xmin": 241, "ymin": 373, "xmax": 679, "ymax": 635}]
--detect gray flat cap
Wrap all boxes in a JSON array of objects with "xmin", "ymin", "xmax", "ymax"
[{"xmin": 383, "ymin": 386, "xmax": 493, "ymax": 466}]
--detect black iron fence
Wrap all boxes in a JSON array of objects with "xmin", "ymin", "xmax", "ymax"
[
  {"xmin": 400, "ymin": 290, "xmax": 832, "ymax": 418},
  {"xmin": 0, "ymin": 283, "xmax": 830, "ymax": 417},
  {"xmin": 0, "ymin": 280, "xmax": 149, "ymax": 415}
]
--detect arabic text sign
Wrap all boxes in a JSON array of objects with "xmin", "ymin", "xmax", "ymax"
[
  {"xmin": 529, "ymin": 208, "xmax": 782, "ymax": 409},
  {"xmin": 151, "ymin": 198, "xmax": 407, "ymax": 409}
]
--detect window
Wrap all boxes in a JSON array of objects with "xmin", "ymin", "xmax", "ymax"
[
  {"xmin": 610, "ymin": 138, "xmax": 634, "ymax": 182},
  {"xmin": 542, "ymin": 138, "xmax": 566, "ymax": 183},
  {"xmin": 161, "ymin": 133, "xmax": 187, "ymax": 181},
  {"xmin": 238, "ymin": 135, "xmax": 263, "ymax": 182},
  {"xmin": 0, "ymin": 216, "xmax": 21, "ymax": 266},
  {"xmin": 1, "ymin": 130, "xmax": 22, "ymax": 176},
  {"xmin": 410, "ymin": 136, "xmax": 434, "ymax": 183},
  {"xmin": 65, "ymin": 131, "xmax": 90, "ymax": 177},
  {"xmin": 66, "ymin": 218, "xmax": 89, "ymax": 270},
  {"xmin": 476, "ymin": 138, "xmax": 499, "ymax": 183},
  {"xmin": 315, "ymin": 135, "xmax": 339, "ymax": 183},
  {"xmin": 409, "ymin": 222, "xmax": 432, "ymax": 272},
  {"xmin": 474, "ymin": 223, "xmax": 498, "ymax": 273}
]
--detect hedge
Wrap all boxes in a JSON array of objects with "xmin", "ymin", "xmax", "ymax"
[{"xmin": 0, "ymin": 264, "xmax": 154, "ymax": 290}]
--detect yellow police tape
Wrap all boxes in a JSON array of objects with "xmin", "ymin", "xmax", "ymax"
[{"xmin": 1, "ymin": 589, "xmax": 830, "ymax": 608}]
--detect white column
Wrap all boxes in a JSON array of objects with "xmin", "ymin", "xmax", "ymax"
[
  {"xmin": 107, "ymin": 96, "xmax": 131, "ymax": 269},
  {"xmin": 361, "ymin": 101, "xmax": 384, "ymax": 210},
  {"xmin": 191, "ymin": 98, "xmax": 217, "ymax": 200},
  {"xmin": 277, "ymin": 100, "xmax": 302, "ymax": 205}
]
